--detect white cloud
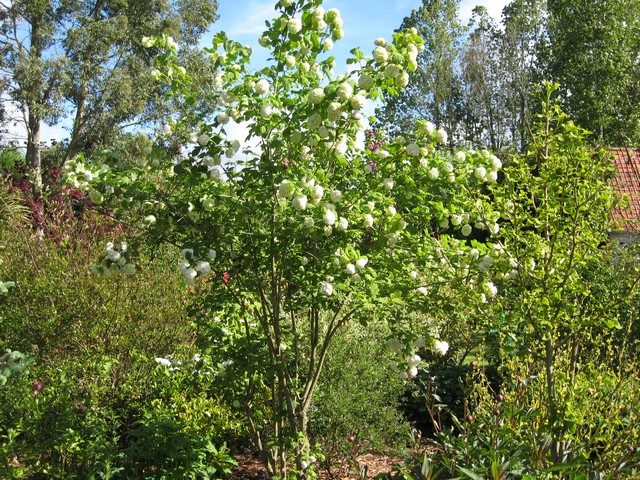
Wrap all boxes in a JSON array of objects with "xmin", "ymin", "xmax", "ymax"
[{"xmin": 225, "ymin": 0, "xmax": 276, "ymax": 37}]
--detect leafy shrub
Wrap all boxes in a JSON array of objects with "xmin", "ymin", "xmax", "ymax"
[
  {"xmin": 0, "ymin": 203, "xmax": 240, "ymax": 478},
  {"xmin": 308, "ymin": 324, "xmax": 411, "ymax": 475}
]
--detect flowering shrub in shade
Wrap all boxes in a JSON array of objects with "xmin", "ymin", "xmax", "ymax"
[{"xmin": 64, "ymin": 0, "xmax": 505, "ymax": 477}]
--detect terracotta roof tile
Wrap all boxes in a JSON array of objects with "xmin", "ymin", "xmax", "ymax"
[{"xmin": 611, "ymin": 148, "xmax": 640, "ymax": 232}]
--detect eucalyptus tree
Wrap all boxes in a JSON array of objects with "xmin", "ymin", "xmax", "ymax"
[{"xmin": 0, "ymin": 0, "xmax": 219, "ymax": 198}]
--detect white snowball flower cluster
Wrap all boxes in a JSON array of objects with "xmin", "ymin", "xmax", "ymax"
[
  {"xmin": 155, "ymin": 355, "xmax": 182, "ymax": 372},
  {"xmin": 63, "ymin": 158, "xmax": 106, "ymax": 191},
  {"xmin": 224, "ymin": 139, "xmax": 241, "ymax": 158},
  {"xmin": 308, "ymin": 87, "xmax": 325, "ymax": 104},
  {"xmin": 434, "ymin": 340, "xmax": 449, "ymax": 355},
  {"xmin": 91, "ymin": 242, "xmax": 136, "ymax": 276},
  {"xmin": 320, "ymin": 281, "xmax": 333, "ymax": 296}
]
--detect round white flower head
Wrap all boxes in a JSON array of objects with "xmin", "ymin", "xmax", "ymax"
[
  {"xmin": 395, "ymin": 72, "xmax": 410, "ymax": 88},
  {"xmin": 183, "ymin": 267, "xmax": 197, "ymax": 284},
  {"xmin": 323, "ymin": 38, "xmax": 333, "ymax": 51},
  {"xmin": 374, "ymin": 37, "xmax": 386, "ymax": 46},
  {"xmin": 292, "ymin": 194, "xmax": 308, "ymax": 211},
  {"xmin": 491, "ymin": 155, "xmax": 502, "ymax": 169},
  {"xmin": 358, "ymin": 73, "xmax": 374, "ymax": 90},
  {"xmin": 417, "ymin": 286, "xmax": 428, "ymax": 296},
  {"xmin": 439, "ymin": 218, "xmax": 449, "ymax": 228},
  {"xmin": 207, "ymin": 249, "xmax": 217, "ymax": 259},
  {"xmin": 288, "ymin": 18, "xmax": 302, "ymax": 34},
  {"xmin": 384, "ymin": 64, "xmax": 400, "ymax": 80},
  {"xmin": 486, "ymin": 170, "xmax": 498, "ymax": 183},
  {"xmin": 155, "ymin": 357, "xmax": 172, "ymax": 367},
  {"xmin": 307, "ymin": 113, "xmax": 322, "ymax": 129},
  {"xmin": 355, "ymin": 257, "xmax": 368, "ymax": 270},
  {"xmin": 387, "ymin": 233, "xmax": 399, "ymax": 246},
  {"xmin": 216, "ymin": 112, "xmax": 229, "ymax": 125},
  {"xmin": 323, "ymin": 208, "xmax": 336, "ymax": 226},
  {"xmin": 285, "ymin": 55, "xmax": 296, "ymax": 67},
  {"xmin": 407, "ymin": 354, "xmax": 421, "ymax": 368},
  {"xmin": 323, "ymin": 226, "xmax": 333, "ymax": 236},
  {"xmin": 260, "ymin": 105, "xmax": 273, "ymax": 118},
  {"xmin": 304, "ymin": 217, "xmax": 314, "ymax": 228},
  {"xmin": 434, "ymin": 340, "xmax": 449, "ymax": 355},
  {"xmin": 422, "ymin": 121, "xmax": 435, "ymax": 135},
  {"xmin": 388, "ymin": 205, "xmax": 397, "ymax": 216},
  {"xmin": 461, "ymin": 224, "xmax": 472, "ymax": 236},
  {"xmin": 373, "ymin": 46, "xmax": 388, "ymax": 63},
  {"xmin": 166, "ymin": 36, "xmax": 178, "ymax": 50},
  {"xmin": 202, "ymin": 198, "xmax": 215, "ymax": 210},
  {"xmin": 350, "ymin": 94, "xmax": 366, "ymax": 110},
  {"xmin": 301, "ymin": 256, "xmax": 309, "ymax": 266},
  {"xmin": 312, "ymin": 6, "xmax": 324, "ymax": 20},
  {"xmin": 278, "ymin": 179, "xmax": 296, "ymax": 198},
  {"xmin": 329, "ymin": 189, "xmax": 342, "ymax": 202},
  {"xmin": 363, "ymin": 213, "xmax": 374, "ymax": 228},
  {"xmin": 489, "ymin": 223, "xmax": 500, "ymax": 234},
  {"xmin": 281, "ymin": 0, "xmax": 293, "ymax": 6},
  {"xmin": 475, "ymin": 166, "xmax": 487, "ymax": 181},
  {"xmin": 383, "ymin": 177, "xmax": 394, "ymax": 190},
  {"xmin": 197, "ymin": 133, "xmax": 210, "ymax": 147},
  {"xmin": 406, "ymin": 143, "xmax": 420, "ymax": 157},
  {"xmin": 254, "ymin": 79, "xmax": 270, "ymax": 95},
  {"xmin": 345, "ymin": 263, "xmax": 356, "ymax": 275},
  {"xmin": 326, "ymin": 8, "xmax": 341, "ymax": 23},
  {"xmin": 195, "ymin": 261, "xmax": 211, "ymax": 274},
  {"xmin": 337, "ymin": 82, "xmax": 353, "ymax": 100},
  {"xmin": 210, "ymin": 167, "xmax": 222, "ymax": 180},
  {"xmin": 258, "ymin": 35, "xmax": 269, "ymax": 47},
  {"xmin": 428, "ymin": 167, "xmax": 440, "ymax": 180},
  {"xmin": 318, "ymin": 125, "xmax": 330, "ymax": 138},
  {"xmin": 436, "ymin": 128, "xmax": 448, "ymax": 144},
  {"xmin": 451, "ymin": 214, "xmax": 462, "ymax": 226},
  {"xmin": 145, "ymin": 214, "xmax": 157, "ymax": 223},
  {"xmin": 337, "ymin": 217, "xmax": 348, "ymax": 230},
  {"xmin": 443, "ymin": 162, "xmax": 454, "ymax": 173},
  {"xmin": 320, "ymin": 281, "xmax": 334, "ymax": 296},
  {"xmin": 308, "ymin": 87, "xmax": 325, "ymax": 104},
  {"xmin": 485, "ymin": 281, "xmax": 498, "ymax": 298},
  {"xmin": 310, "ymin": 185, "xmax": 324, "ymax": 203}
]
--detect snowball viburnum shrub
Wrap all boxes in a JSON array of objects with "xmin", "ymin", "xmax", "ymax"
[{"xmin": 64, "ymin": 1, "xmax": 504, "ymax": 477}]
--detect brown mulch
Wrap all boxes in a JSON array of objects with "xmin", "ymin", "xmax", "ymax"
[{"xmin": 230, "ymin": 451, "xmax": 401, "ymax": 479}]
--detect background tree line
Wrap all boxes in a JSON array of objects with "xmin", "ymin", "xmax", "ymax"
[{"xmin": 377, "ymin": 0, "xmax": 640, "ymax": 153}]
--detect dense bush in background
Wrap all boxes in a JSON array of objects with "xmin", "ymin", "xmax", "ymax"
[{"xmin": 0, "ymin": 179, "xmax": 241, "ymax": 478}]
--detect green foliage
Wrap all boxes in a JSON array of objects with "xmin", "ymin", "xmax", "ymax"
[
  {"xmin": 308, "ymin": 324, "xmax": 410, "ymax": 475},
  {"xmin": 545, "ymin": 0, "xmax": 640, "ymax": 145},
  {"xmin": 0, "ymin": 209, "xmax": 238, "ymax": 478}
]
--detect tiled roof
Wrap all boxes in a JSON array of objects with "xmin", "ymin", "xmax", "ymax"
[{"xmin": 611, "ymin": 148, "xmax": 640, "ymax": 232}]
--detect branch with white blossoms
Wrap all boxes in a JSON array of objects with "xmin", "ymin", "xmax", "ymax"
[{"xmin": 91, "ymin": 242, "xmax": 136, "ymax": 276}]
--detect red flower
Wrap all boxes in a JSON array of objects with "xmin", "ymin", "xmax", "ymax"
[
  {"xmin": 222, "ymin": 272, "xmax": 230, "ymax": 283},
  {"xmin": 33, "ymin": 380, "xmax": 44, "ymax": 396}
]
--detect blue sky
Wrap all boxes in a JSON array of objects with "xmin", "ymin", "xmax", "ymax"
[
  {"xmin": 211, "ymin": 0, "xmax": 511, "ymax": 75},
  {"xmin": 15, "ymin": 0, "xmax": 510, "ymax": 144}
]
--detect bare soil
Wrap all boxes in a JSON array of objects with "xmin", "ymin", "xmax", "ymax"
[{"xmin": 230, "ymin": 451, "xmax": 401, "ymax": 479}]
